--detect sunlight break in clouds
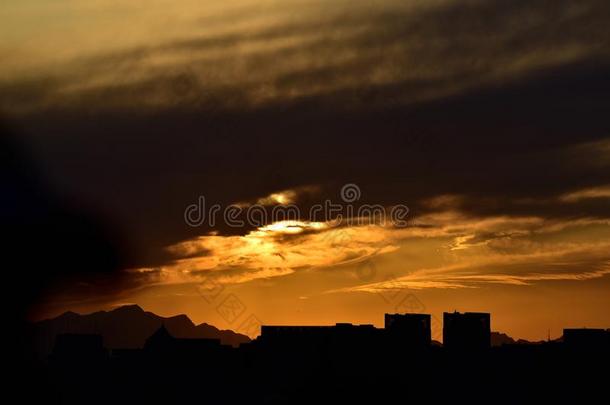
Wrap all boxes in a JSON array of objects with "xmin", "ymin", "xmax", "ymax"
[
  {"xmin": 133, "ymin": 219, "xmax": 401, "ymax": 285},
  {"xmin": 252, "ymin": 185, "xmax": 320, "ymax": 206},
  {"xmin": 130, "ymin": 201, "xmax": 610, "ymax": 293}
]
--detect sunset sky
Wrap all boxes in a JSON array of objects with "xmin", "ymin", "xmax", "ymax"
[{"xmin": 3, "ymin": 0, "xmax": 610, "ymax": 342}]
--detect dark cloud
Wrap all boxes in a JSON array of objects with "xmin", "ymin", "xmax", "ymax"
[
  {"xmin": 2, "ymin": 0, "xmax": 609, "ymax": 112},
  {"xmin": 2, "ymin": 0, "xmax": 610, "ymax": 310},
  {"xmin": 1, "ymin": 123, "xmax": 135, "ymax": 318}
]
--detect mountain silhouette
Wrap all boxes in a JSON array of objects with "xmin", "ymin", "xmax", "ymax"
[
  {"xmin": 490, "ymin": 331, "xmax": 516, "ymax": 346},
  {"xmin": 30, "ymin": 304, "xmax": 250, "ymax": 357},
  {"xmin": 490, "ymin": 331, "xmax": 552, "ymax": 346}
]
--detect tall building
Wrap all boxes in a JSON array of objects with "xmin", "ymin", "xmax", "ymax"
[
  {"xmin": 443, "ymin": 312, "xmax": 490, "ymax": 350},
  {"xmin": 384, "ymin": 313, "xmax": 431, "ymax": 347},
  {"xmin": 563, "ymin": 328, "xmax": 609, "ymax": 349}
]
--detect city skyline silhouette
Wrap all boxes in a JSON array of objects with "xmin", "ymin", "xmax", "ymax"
[
  {"xmin": 35, "ymin": 305, "xmax": 610, "ymax": 404},
  {"xmin": 4, "ymin": 0, "xmax": 610, "ymax": 403}
]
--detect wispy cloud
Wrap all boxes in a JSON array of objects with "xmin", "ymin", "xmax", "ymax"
[
  {"xmin": 136, "ymin": 220, "xmax": 400, "ymax": 285},
  {"xmin": 130, "ymin": 194, "xmax": 610, "ymax": 291},
  {"xmin": 330, "ymin": 252, "xmax": 610, "ymax": 293},
  {"xmin": 559, "ymin": 185, "xmax": 610, "ymax": 202},
  {"xmin": 3, "ymin": 0, "xmax": 609, "ymax": 114}
]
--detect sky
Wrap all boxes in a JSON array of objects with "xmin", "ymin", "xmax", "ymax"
[{"xmin": 2, "ymin": 0, "xmax": 610, "ymax": 341}]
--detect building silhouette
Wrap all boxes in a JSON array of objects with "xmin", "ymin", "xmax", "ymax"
[
  {"xmin": 385, "ymin": 313, "xmax": 431, "ymax": 346},
  {"xmin": 563, "ymin": 328, "xmax": 610, "ymax": 349},
  {"xmin": 260, "ymin": 325, "xmax": 335, "ymax": 343},
  {"xmin": 443, "ymin": 311, "xmax": 490, "ymax": 350},
  {"xmin": 41, "ymin": 310, "xmax": 610, "ymax": 404},
  {"xmin": 144, "ymin": 324, "xmax": 174, "ymax": 351},
  {"xmin": 260, "ymin": 323, "xmax": 383, "ymax": 352},
  {"xmin": 144, "ymin": 324, "xmax": 222, "ymax": 360}
]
